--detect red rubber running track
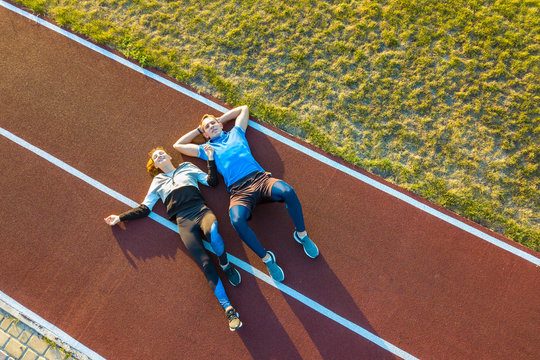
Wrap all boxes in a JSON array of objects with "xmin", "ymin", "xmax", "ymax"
[{"xmin": 1, "ymin": 3, "xmax": 539, "ymax": 359}]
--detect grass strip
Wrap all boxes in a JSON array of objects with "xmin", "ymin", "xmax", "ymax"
[{"xmin": 13, "ymin": 0, "xmax": 539, "ymax": 250}]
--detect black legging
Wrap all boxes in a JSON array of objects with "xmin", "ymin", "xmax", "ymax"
[{"xmin": 176, "ymin": 210, "xmax": 230, "ymax": 309}]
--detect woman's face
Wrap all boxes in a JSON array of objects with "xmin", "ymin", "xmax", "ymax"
[{"xmin": 152, "ymin": 149, "xmax": 171, "ymax": 168}]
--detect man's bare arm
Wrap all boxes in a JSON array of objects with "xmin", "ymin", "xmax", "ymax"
[
  {"xmin": 217, "ymin": 105, "xmax": 249, "ymax": 131},
  {"xmin": 173, "ymin": 128, "xmax": 201, "ymax": 157}
]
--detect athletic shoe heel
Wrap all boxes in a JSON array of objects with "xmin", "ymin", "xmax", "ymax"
[{"xmin": 294, "ymin": 232, "xmax": 319, "ymax": 258}]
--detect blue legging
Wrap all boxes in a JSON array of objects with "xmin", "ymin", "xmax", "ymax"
[{"xmin": 229, "ymin": 181, "xmax": 305, "ymax": 258}]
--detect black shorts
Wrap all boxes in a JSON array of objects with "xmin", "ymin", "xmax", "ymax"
[{"xmin": 228, "ymin": 171, "xmax": 280, "ymax": 213}]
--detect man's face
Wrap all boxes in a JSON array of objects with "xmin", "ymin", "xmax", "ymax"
[{"xmin": 201, "ymin": 117, "xmax": 223, "ymax": 139}]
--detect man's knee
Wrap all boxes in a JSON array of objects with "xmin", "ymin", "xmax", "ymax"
[
  {"xmin": 273, "ymin": 181, "xmax": 296, "ymax": 201},
  {"xmin": 229, "ymin": 206, "xmax": 250, "ymax": 229},
  {"xmin": 282, "ymin": 184, "xmax": 296, "ymax": 198}
]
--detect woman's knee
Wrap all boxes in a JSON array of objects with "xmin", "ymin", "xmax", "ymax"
[
  {"xmin": 210, "ymin": 221, "xmax": 220, "ymax": 237},
  {"xmin": 209, "ymin": 221, "xmax": 225, "ymax": 255}
]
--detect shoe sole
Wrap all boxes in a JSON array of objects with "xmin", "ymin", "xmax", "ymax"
[
  {"xmin": 229, "ymin": 312, "xmax": 242, "ymax": 332},
  {"xmin": 229, "ymin": 321, "xmax": 243, "ymax": 331},
  {"xmin": 228, "ymin": 269, "xmax": 241, "ymax": 286},
  {"xmin": 223, "ymin": 265, "xmax": 242, "ymax": 286},
  {"xmin": 294, "ymin": 233, "xmax": 319, "ymax": 258}
]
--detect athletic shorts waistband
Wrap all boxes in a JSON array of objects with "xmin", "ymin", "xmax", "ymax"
[{"xmin": 227, "ymin": 170, "xmax": 264, "ymax": 192}]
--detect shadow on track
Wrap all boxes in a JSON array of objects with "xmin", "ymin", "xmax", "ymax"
[
  {"xmin": 200, "ymin": 130, "xmax": 396, "ymax": 359},
  {"xmin": 246, "ymin": 203, "xmax": 398, "ymax": 360},
  {"xmin": 109, "ymin": 198, "xmax": 304, "ymax": 358},
  {"xmin": 110, "ymin": 204, "xmax": 182, "ymax": 269}
]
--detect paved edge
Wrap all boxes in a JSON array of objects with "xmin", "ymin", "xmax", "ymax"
[
  {"xmin": 0, "ymin": 295, "xmax": 104, "ymax": 360},
  {"xmin": 0, "ymin": 305, "xmax": 73, "ymax": 360}
]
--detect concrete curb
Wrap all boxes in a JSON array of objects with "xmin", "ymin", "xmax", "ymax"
[{"xmin": 0, "ymin": 298, "xmax": 98, "ymax": 360}]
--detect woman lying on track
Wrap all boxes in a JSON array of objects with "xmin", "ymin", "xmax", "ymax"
[{"xmin": 104, "ymin": 145, "xmax": 242, "ymax": 331}]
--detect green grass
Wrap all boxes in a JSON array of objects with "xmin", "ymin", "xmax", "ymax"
[{"xmin": 14, "ymin": 0, "xmax": 539, "ymax": 250}]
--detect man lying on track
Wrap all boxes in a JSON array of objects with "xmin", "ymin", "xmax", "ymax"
[
  {"xmin": 104, "ymin": 146, "xmax": 242, "ymax": 331},
  {"xmin": 173, "ymin": 105, "xmax": 319, "ymax": 282}
]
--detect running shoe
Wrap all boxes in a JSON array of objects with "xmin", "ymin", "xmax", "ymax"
[
  {"xmin": 226, "ymin": 308, "xmax": 242, "ymax": 331},
  {"xmin": 222, "ymin": 263, "xmax": 241, "ymax": 286},
  {"xmin": 294, "ymin": 232, "xmax": 319, "ymax": 258},
  {"xmin": 263, "ymin": 251, "xmax": 285, "ymax": 282}
]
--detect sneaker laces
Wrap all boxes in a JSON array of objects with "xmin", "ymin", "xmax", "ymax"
[{"xmin": 226, "ymin": 308, "xmax": 238, "ymax": 321}]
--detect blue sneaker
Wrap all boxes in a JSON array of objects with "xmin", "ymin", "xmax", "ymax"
[
  {"xmin": 294, "ymin": 232, "xmax": 319, "ymax": 258},
  {"xmin": 263, "ymin": 251, "xmax": 285, "ymax": 282}
]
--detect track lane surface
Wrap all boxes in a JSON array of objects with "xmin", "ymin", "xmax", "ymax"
[{"xmin": 1, "ymin": 4, "xmax": 539, "ymax": 360}]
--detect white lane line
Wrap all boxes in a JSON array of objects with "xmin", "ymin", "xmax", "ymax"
[
  {"xmin": 1, "ymin": 0, "xmax": 536, "ymax": 267},
  {"xmin": 0, "ymin": 127, "xmax": 419, "ymax": 360}
]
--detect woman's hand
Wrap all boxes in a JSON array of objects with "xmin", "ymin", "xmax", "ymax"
[
  {"xmin": 104, "ymin": 215, "xmax": 120, "ymax": 226},
  {"xmin": 203, "ymin": 144, "xmax": 214, "ymax": 160}
]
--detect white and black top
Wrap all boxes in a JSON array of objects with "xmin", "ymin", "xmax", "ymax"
[{"xmin": 119, "ymin": 161, "xmax": 218, "ymax": 221}]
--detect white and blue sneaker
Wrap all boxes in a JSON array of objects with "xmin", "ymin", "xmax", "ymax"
[
  {"xmin": 294, "ymin": 232, "xmax": 319, "ymax": 258},
  {"xmin": 263, "ymin": 251, "xmax": 285, "ymax": 282}
]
